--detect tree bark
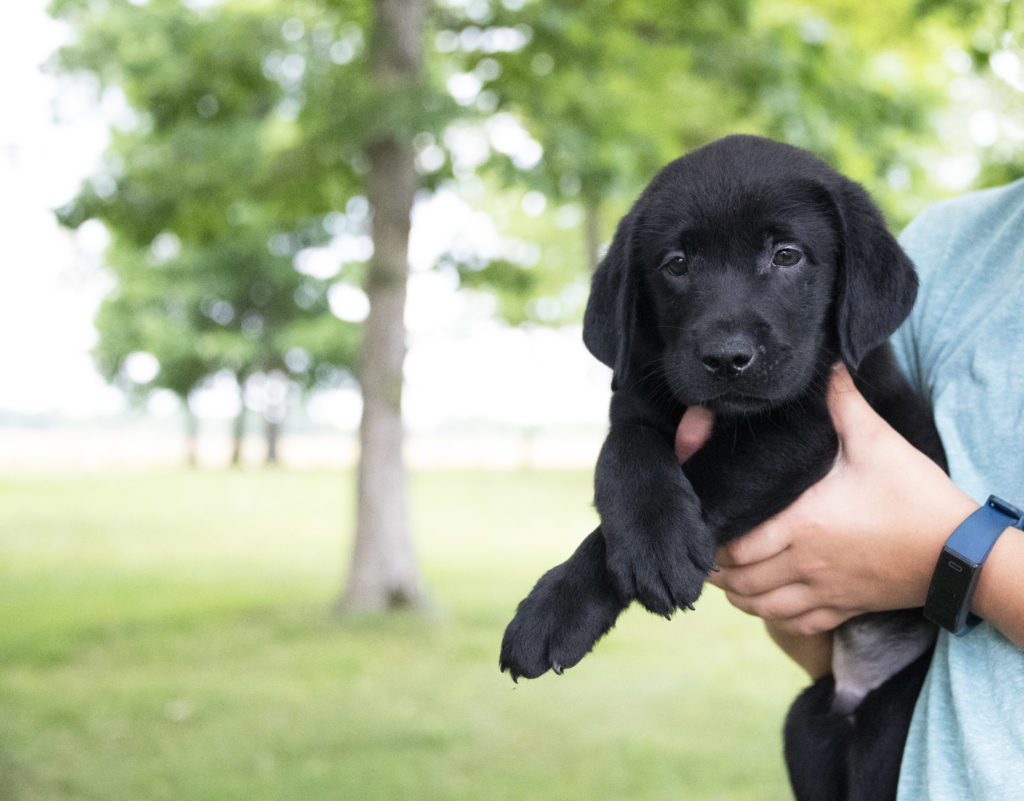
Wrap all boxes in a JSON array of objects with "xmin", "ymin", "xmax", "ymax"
[{"xmin": 338, "ymin": 0, "xmax": 430, "ymax": 612}]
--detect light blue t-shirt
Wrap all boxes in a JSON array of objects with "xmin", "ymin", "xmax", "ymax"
[{"xmin": 891, "ymin": 179, "xmax": 1024, "ymax": 800}]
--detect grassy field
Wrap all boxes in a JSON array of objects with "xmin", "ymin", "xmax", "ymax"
[{"xmin": 0, "ymin": 469, "xmax": 806, "ymax": 801}]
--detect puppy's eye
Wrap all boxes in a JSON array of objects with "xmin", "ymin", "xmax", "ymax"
[
  {"xmin": 662, "ymin": 254, "xmax": 688, "ymax": 276},
  {"xmin": 772, "ymin": 247, "xmax": 803, "ymax": 268}
]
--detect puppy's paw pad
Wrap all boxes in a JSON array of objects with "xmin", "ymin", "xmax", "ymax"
[{"xmin": 500, "ymin": 569, "xmax": 622, "ymax": 681}]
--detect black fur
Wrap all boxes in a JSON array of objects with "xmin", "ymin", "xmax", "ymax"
[{"xmin": 499, "ymin": 135, "xmax": 947, "ymax": 800}]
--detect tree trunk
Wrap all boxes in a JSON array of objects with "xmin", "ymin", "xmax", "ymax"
[
  {"xmin": 264, "ymin": 418, "xmax": 280, "ymax": 466},
  {"xmin": 584, "ymin": 200, "xmax": 602, "ymax": 272},
  {"xmin": 231, "ymin": 387, "xmax": 246, "ymax": 466},
  {"xmin": 262, "ymin": 370, "xmax": 288, "ymax": 467},
  {"xmin": 184, "ymin": 407, "xmax": 198, "ymax": 468},
  {"xmin": 338, "ymin": 0, "xmax": 430, "ymax": 613}
]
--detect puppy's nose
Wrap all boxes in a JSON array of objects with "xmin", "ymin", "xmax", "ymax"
[{"xmin": 700, "ymin": 336, "xmax": 757, "ymax": 376}]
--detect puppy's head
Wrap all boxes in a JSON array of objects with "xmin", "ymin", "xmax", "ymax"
[{"xmin": 583, "ymin": 135, "xmax": 917, "ymax": 415}]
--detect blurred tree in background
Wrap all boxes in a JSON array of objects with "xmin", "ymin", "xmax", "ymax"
[
  {"xmin": 472, "ymin": 0, "xmax": 939, "ymax": 270},
  {"xmin": 54, "ymin": 1, "xmax": 360, "ymax": 466},
  {"xmin": 50, "ymin": 0, "xmax": 1024, "ymax": 612}
]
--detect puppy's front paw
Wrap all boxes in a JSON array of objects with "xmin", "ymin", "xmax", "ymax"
[
  {"xmin": 500, "ymin": 534, "xmax": 625, "ymax": 681},
  {"xmin": 604, "ymin": 522, "xmax": 715, "ymax": 617}
]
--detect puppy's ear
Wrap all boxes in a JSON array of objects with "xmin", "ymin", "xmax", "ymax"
[
  {"xmin": 583, "ymin": 210, "xmax": 638, "ymax": 386},
  {"xmin": 830, "ymin": 179, "xmax": 918, "ymax": 369}
]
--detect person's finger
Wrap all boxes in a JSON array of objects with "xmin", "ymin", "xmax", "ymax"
[
  {"xmin": 770, "ymin": 608, "xmax": 848, "ymax": 637},
  {"xmin": 717, "ymin": 521, "xmax": 791, "ymax": 567},
  {"xmin": 723, "ymin": 583, "xmax": 815, "ymax": 620},
  {"xmin": 709, "ymin": 550, "xmax": 799, "ymax": 596},
  {"xmin": 675, "ymin": 405, "xmax": 715, "ymax": 463},
  {"xmin": 826, "ymin": 363, "xmax": 881, "ymax": 445}
]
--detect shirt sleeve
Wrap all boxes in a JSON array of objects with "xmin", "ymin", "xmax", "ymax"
[{"xmin": 891, "ymin": 203, "xmax": 950, "ymax": 401}]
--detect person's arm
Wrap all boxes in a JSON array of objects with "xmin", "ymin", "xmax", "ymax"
[
  {"xmin": 677, "ymin": 365, "xmax": 1024, "ymax": 676},
  {"xmin": 763, "ymin": 622, "xmax": 833, "ymax": 679},
  {"xmin": 972, "ymin": 525, "xmax": 1024, "ymax": 646}
]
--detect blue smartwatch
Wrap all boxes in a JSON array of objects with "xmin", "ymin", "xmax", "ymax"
[{"xmin": 923, "ymin": 495, "xmax": 1024, "ymax": 635}]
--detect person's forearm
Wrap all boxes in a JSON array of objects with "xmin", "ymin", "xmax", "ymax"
[
  {"xmin": 972, "ymin": 526, "xmax": 1024, "ymax": 649},
  {"xmin": 764, "ymin": 622, "xmax": 833, "ymax": 679}
]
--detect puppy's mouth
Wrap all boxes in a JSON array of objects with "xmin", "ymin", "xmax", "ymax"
[
  {"xmin": 662, "ymin": 349, "xmax": 807, "ymax": 414},
  {"xmin": 704, "ymin": 390, "xmax": 774, "ymax": 415}
]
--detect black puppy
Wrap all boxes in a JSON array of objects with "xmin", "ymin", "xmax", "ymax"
[{"xmin": 499, "ymin": 135, "xmax": 947, "ymax": 801}]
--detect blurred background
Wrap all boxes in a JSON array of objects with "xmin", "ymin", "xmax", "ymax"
[{"xmin": 2, "ymin": 0, "xmax": 1023, "ymax": 799}]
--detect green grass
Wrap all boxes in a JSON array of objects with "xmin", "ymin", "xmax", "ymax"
[{"xmin": 0, "ymin": 469, "xmax": 806, "ymax": 801}]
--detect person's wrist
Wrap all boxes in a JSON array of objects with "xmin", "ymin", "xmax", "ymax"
[
  {"xmin": 970, "ymin": 524, "xmax": 1022, "ymax": 624},
  {"xmin": 900, "ymin": 484, "xmax": 979, "ymax": 609}
]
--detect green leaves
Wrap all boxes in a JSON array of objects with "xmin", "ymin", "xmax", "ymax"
[
  {"xmin": 51, "ymin": 0, "xmax": 1022, "ymax": 401},
  {"xmin": 53, "ymin": 0, "xmax": 370, "ymax": 405}
]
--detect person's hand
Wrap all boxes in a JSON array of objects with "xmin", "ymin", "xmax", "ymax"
[
  {"xmin": 689, "ymin": 365, "xmax": 976, "ymax": 637},
  {"xmin": 675, "ymin": 365, "xmax": 988, "ymax": 675}
]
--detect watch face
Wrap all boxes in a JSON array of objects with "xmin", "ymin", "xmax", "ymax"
[{"xmin": 925, "ymin": 551, "xmax": 979, "ymax": 631}]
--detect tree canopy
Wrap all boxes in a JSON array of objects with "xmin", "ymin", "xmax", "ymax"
[
  {"xmin": 50, "ymin": 0, "xmax": 1024, "ymax": 605},
  {"xmin": 53, "ymin": 0, "xmax": 1023, "ymax": 378}
]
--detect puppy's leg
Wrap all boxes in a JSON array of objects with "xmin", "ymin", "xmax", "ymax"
[
  {"xmin": 500, "ymin": 528, "xmax": 627, "ymax": 682},
  {"xmin": 844, "ymin": 650, "xmax": 932, "ymax": 801},
  {"xmin": 784, "ymin": 673, "xmax": 851, "ymax": 801},
  {"xmin": 596, "ymin": 422, "xmax": 715, "ymax": 616}
]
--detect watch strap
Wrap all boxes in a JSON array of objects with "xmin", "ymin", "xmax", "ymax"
[
  {"xmin": 945, "ymin": 496, "xmax": 1024, "ymax": 564},
  {"xmin": 924, "ymin": 495, "xmax": 1024, "ymax": 635}
]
